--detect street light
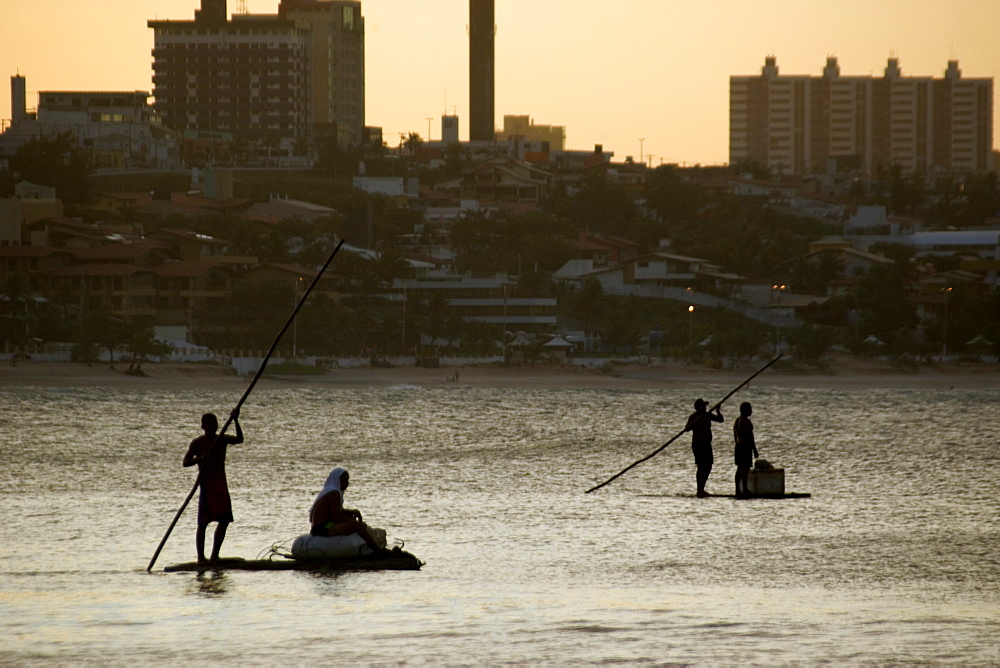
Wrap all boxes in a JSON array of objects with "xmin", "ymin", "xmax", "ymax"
[
  {"xmin": 942, "ymin": 287, "xmax": 953, "ymax": 357},
  {"xmin": 501, "ymin": 282, "xmax": 508, "ymax": 362},
  {"xmin": 688, "ymin": 305, "xmax": 695, "ymax": 345},
  {"xmin": 292, "ymin": 276, "xmax": 304, "ymax": 362},
  {"xmin": 401, "ymin": 282, "xmax": 407, "ymax": 353}
]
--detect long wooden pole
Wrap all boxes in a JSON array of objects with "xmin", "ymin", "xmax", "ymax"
[
  {"xmin": 146, "ymin": 240, "xmax": 345, "ymax": 571},
  {"xmin": 585, "ymin": 353, "xmax": 782, "ymax": 494}
]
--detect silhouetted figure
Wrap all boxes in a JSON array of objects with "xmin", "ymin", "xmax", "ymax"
[
  {"xmin": 183, "ymin": 410, "xmax": 244, "ymax": 563},
  {"xmin": 684, "ymin": 398, "xmax": 723, "ymax": 497},
  {"xmin": 733, "ymin": 402, "xmax": 760, "ymax": 499},
  {"xmin": 309, "ymin": 466, "xmax": 388, "ymax": 554}
]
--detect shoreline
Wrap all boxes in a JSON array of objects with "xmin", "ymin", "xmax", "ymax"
[{"xmin": 1, "ymin": 357, "xmax": 997, "ymax": 390}]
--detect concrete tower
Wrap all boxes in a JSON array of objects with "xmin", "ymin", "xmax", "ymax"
[
  {"xmin": 469, "ymin": 0, "xmax": 495, "ymax": 141},
  {"xmin": 10, "ymin": 75, "xmax": 27, "ymax": 126}
]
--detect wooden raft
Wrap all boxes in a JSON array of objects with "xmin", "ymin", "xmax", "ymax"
[{"xmin": 163, "ymin": 550, "xmax": 424, "ymax": 573}]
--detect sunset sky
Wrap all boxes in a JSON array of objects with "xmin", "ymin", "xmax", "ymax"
[{"xmin": 2, "ymin": 0, "xmax": 998, "ymax": 166}]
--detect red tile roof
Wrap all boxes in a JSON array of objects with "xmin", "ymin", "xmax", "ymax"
[
  {"xmin": 153, "ymin": 261, "xmax": 228, "ymax": 277},
  {"xmin": 38, "ymin": 263, "xmax": 153, "ymax": 277}
]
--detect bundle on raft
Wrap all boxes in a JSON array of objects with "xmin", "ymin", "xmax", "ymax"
[
  {"xmin": 163, "ymin": 528, "xmax": 423, "ymax": 572},
  {"xmin": 292, "ymin": 527, "xmax": 387, "ymax": 559}
]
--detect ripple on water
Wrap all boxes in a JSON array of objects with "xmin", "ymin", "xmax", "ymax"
[{"xmin": 0, "ymin": 386, "xmax": 998, "ymax": 664}]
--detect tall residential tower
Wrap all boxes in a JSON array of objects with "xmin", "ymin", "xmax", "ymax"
[
  {"xmin": 149, "ymin": 0, "xmax": 366, "ymax": 155},
  {"xmin": 149, "ymin": 1, "xmax": 310, "ymax": 154},
  {"xmin": 730, "ymin": 56, "xmax": 994, "ymax": 176},
  {"xmin": 278, "ymin": 0, "xmax": 365, "ymax": 145}
]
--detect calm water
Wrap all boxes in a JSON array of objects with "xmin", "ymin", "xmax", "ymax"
[{"xmin": 1, "ymin": 382, "xmax": 998, "ymax": 665}]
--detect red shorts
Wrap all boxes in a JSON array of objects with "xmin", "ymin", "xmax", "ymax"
[{"xmin": 198, "ymin": 476, "xmax": 234, "ymax": 525}]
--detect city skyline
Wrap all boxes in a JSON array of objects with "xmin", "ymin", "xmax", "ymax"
[{"xmin": 2, "ymin": 0, "xmax": 999, "ymax": 166}]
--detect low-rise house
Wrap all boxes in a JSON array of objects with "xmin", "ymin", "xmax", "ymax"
[
  {"xmin": 1, "ymin": 240, "xmax": 175, "ymax": 284},
  {"xmin": 844, "ymin": 205, "xmax": 924, "ymax": 236},
  {"xmin": 146, "ymin": 228, "xmax": 256, "ymax": 268},
  {"xmin": 565, "ymin": 252, "xmax": 745, "ymax": 295},
  {"xmin": 92, "ymin": 192, "xmax": 252, "ymax": 221},
  {"xmin": 0, "ymin": 182, "xmax": 63, "ymax": 245},
  {"xmin": 352, "ymin": 177, "xmax": 418, "ymax": 199},
  {"xmin": 729, "ymin": 176, "xmax": 805, "ymax": 204},
  {"xmin": 799, "ymin": 243, "xmax": 895, "ymax": 295},
  {"xmin": 583, "ymin": 160, "xmax": 649, "ymax": 193},
  {"xmin": 434, "ymin": 156, "xmax": 554, "ymax": 213},
  {"xmin": 31, "ymin": 260, "xmax": 234, "ymax": 326},
  {"xmin": 24, "ymin": 217, "xmax": 144, "ymax": 249},
  {"xmin": 807, "ymin": 244, "xmax": 894, "ymax": 279},
  {"xmin": 791, "ymin": 191, "xmax": 851, "ymax": 222},
  {"xmin": 568, "ymin": 231, "xmax": 641, "ymax": 269},
  {"xmin": 243, "ymin": 196, "xmax": 338, "ymax": 224},
  {"xmin": 740, "ymin": 283, "xmax": 830, "ymax": 319},
  {"xmin": 394, "ymin": 274, "xmax": 557, "ymax": 333},
  {"xmin": 238, "ymin": 262, "xmax": 346, "ymax": 300},
  {"xmin": 906, "ymin": 230, "xmax": 1000, "ymax": 261}
]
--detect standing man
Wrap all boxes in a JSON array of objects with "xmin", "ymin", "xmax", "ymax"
[
  {"xmin": 684, "ymin": 398, "xmax": 723, "ymax": 497},
  {"xmin": 733, "ymin": 402, "xmax": 760, "ymax": 499},
  {"xmin": 183, "ymin": 409, "xmax": 244, "ymax": 563}
]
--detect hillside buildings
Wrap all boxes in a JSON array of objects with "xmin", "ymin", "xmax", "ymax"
[{"xmin": 730, "ymin": 56, "xmax": 994, "ymax": 177}]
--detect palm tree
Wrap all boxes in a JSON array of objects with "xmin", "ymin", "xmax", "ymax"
[
  {"xmin": 125, "ymin": 323, "xmax": 174, "ymax": 376},
  {"xmin": 403, "ymin": 132, "xmax": 423, "ymax": 156}
]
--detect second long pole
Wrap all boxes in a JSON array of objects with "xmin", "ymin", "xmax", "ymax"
[{"xmin": 585, "ymin": 354, "xmax": 782, "ymax": 494}]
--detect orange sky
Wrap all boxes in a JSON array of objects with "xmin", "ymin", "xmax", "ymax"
[{"xmin": 2, "ymin": 0, "xmax": 998, "ymax": 165}]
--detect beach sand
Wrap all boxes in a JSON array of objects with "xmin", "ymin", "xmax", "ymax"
[{"xmin": 1, "ymin": 355, "xmax": 996, "ymax": 391}]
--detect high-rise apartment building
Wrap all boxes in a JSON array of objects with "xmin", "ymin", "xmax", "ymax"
[
  {"xmin": 278, "ymin": 0, "xmax": 365, "ymax": 145},
  {"xmin": 149, "ymin": 0, "xmax": 366, "ymax": 154},
  {"xmin": 149, "ymin": 4, "xmax": 310, "ymax": 154},
  {"xmin": 730, "ymin": 56, "xmax": 994, "ymax": 176}
]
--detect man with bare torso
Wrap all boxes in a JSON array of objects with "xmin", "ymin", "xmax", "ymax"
[
  {"xmin": 684, "ymin": 398, "xmax": 723, "ymax": 497},
  {"xmin": 733, "ymin": 401, "xmax": 760, "ymax": 499},
  {"xmin": 183, "ymin": 410, "xmax": 244, "ymax": 563}
]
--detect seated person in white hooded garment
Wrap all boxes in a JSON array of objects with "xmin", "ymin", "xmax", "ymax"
[{"xmin": 309, "ymin": 466, "xmax": 387, "ymax": 553}]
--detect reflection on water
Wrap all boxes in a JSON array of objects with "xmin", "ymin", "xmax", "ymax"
[
  {"xmin": 192, "ymin": 571, "xmax": 230, "ymax": 597},
  {"xmin": 0, "ymin": 385, "xmax": 998, "ymax": 664}
]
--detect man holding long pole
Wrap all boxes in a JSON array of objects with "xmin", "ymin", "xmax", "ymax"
[
  {"xmin": 585, "ymin": 354, "xmax": 782, "ymax": 495},
  {"xmin": 182, "ymin": 409, "xmax": 244, "ymax": 564},
  {"xmin": 684, "ymin": 398, "xmax": 723, "ymax": 497},
  {"xmin": 146, "ymin": 240, "xmax": 344, "ymax": 572}
]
